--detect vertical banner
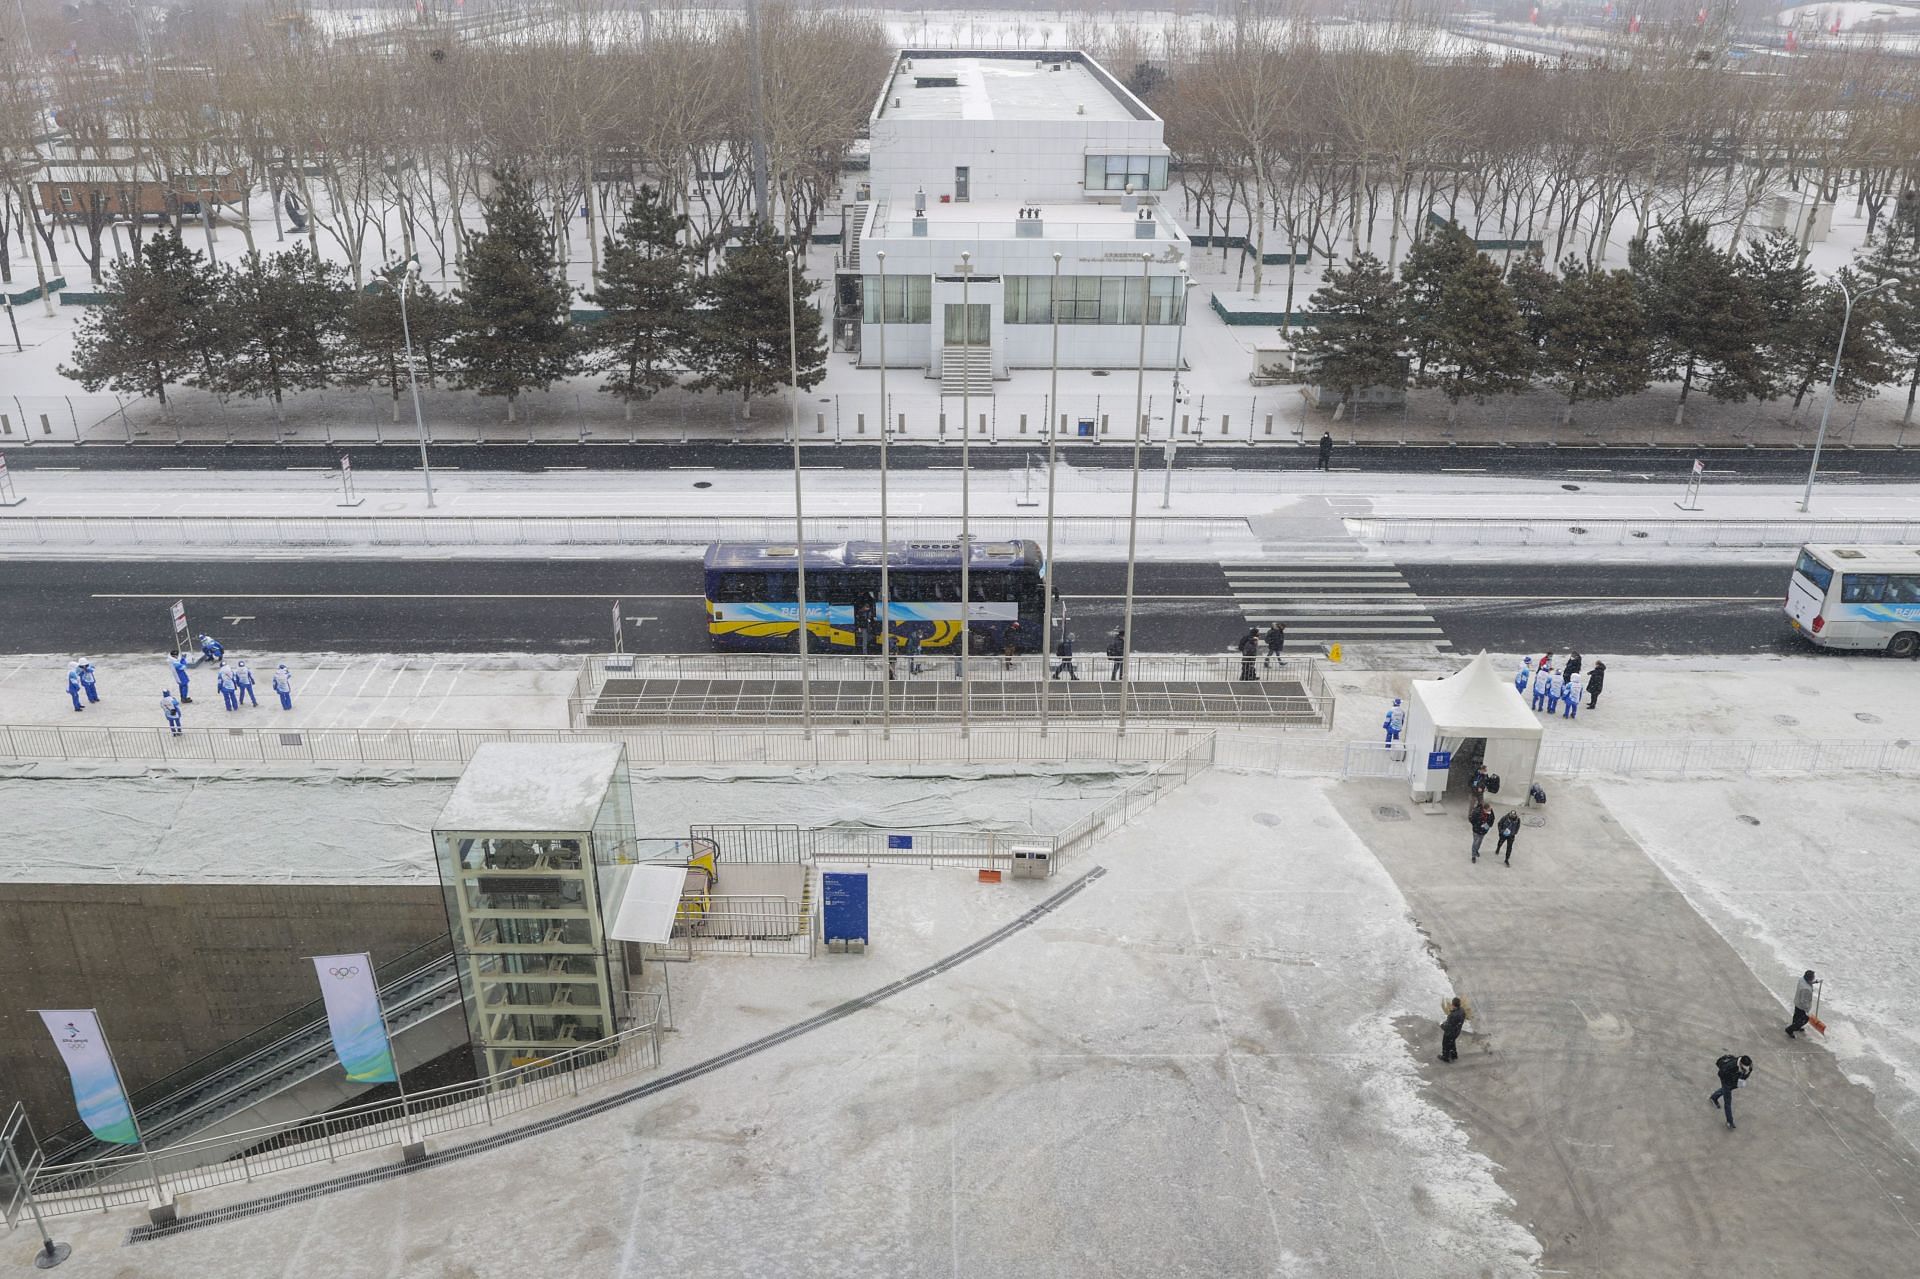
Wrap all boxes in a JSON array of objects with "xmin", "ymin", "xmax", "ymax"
[
  {"xmin": 311, "ymin": 954, "xmax": 398, "ymax": 1084},
  {"xmin": 36, "ymin": 1010, "xmax": 138, "ymax": 1146}
]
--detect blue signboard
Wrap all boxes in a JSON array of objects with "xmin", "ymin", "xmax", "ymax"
[
  {"xmin": 1427, "ymin": 750, "xmax": 1453, "ymax": 771},
  {"xmin": 886, "ymin": 834, "xmax": 913, "ymax": 850},
  {"xmin": 822, "ymin": 872, "xmax": 870, "ymax": 946}
]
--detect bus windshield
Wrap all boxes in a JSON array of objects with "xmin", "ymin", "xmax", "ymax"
[{"xmin": 1793, "ymin": 550, "xmax": 1834, "ymax": 596}]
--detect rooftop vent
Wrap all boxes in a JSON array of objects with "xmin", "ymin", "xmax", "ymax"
[{"xmin": 914, "ymin": 75, "xmax": 960, "ymax": 89}]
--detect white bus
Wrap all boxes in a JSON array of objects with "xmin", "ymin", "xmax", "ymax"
[{"xmin": 1785, "ymin": 544, "xmax": 1920, "ymax": 657}]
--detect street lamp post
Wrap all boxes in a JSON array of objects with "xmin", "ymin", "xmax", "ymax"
[
  {"xmin": 395, "ymin": 259, "xmax": 435, "ymax": 508},
  {"xmin": 1800, "ymin": 276, "xmax": 1891, "ymax": 512},
  {"xmin": 1162, "ymin": 266, "xmax": 1190, "ymax": 510},
  {"xmin": 958, "ymin": 249, "xmax": 973, "ymax": 739},
  {"xmin": 1040, "ymin": 251, "xmax": 1062, "ymax": 735},
  {"xmin": 876, "ymin": 250, "xmax": 892, "ymax": 739},
  {"xmin": 1118, "ymin": 251, "xmax": 1150, "ymax": 736},
  {"xmin": 787, "ymin": 250, "xmax": 812, "ymax": 737}
]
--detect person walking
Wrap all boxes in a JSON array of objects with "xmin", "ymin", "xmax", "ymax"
[
  {"xmin": 1440, "ymin": 997, "xmax": 1466, "ymax": 1063},
  {"xmin": 161, "ymin": 690, "xmax": 183, "ymax": 737},
  {"xmin": 1495, "ymin": 809, "xmax": 1520, "ymax": 865},
  {"xmin": 1530, "ymin": 661, "xmax": 1553, "ymax": 712},
  {"xmin": 1562, "ymin": 669, "xmax": 1583, "ymax": 718},
  {"xmin": 907, "ymin": 631, "xmax": 925, "ymax": 677},
  {"xmin": 853, "ymin": 593, "xmax": 878, "ymax": 655},
  {"xmin": 1585, "ymin": 661, "xmax": 1606, "ymax": 709},
  {"xmin": 272, "ymin": 663, "xmax": 295, "ymax": 711},
  {"xmin": 1468, "ymin": 800, "xmax": 1495, "ymax": 863},
  {"xmin": 1383, "ymin": 698, "xmax": 1405, "ymax": 746},
  {"xmin": 1265, "ymin": 622, "xmax": 1286, "ymax": 672},
  {"xmin": 1514, "ymin": 655, "xmax": 1532, "ymax": 694},
  {"xmin": 216, "ymin": 663, "xmax": 239, "ymax": 712},
  {"xmin": 66, "ymin": 663, "xmax": 86, "ymax": 713},
  {"xmin": 1786, "ymin": 970, "xmax": 1819, "ymax": 1038},
  {"xmin": 1237, "ymin": 628, "xmax": 1261, "ymax": 680},
  {"xmin": 1709, "ymin": 1053, "xmax": 1754, "ymax": 1129},
  {"xmin": 1316, "ymin": 431, "xmax": 1333, "ymax": 471},
  {"xmin": 233, "ymin": 660, "xmax": 259, "ymax": 707},
  {"xmin": 76, "ymin": 659, "xmax": 101, "ymax": 704},
  {"xmin": 1050, "ymin": 633, "xmax": 1078, "ymax": 681},
  {"xmin": 1106, "ymin": 629, "xmax": 1126, "ymax": 681},
  {"xmin": 1002, "ymin": 623, "xmax": 1022, "ymax": 672},
  {"xmin": 170, "ymin": 650, "xmax": 194, "ymax": 704},
  {"xmin": 1563, "ymin": 651, "xmax": 1583, "ymax": 681}
]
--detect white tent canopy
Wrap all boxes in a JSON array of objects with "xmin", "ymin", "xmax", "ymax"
[{"xmin": 1402, "ymin": 653, "xmax": 1543, "ymax": 803}]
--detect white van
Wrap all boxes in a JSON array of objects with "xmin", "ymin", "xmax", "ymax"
[{"xmin": 1785, "ymin": 544, "xmax": 1920, "ymax": 657}]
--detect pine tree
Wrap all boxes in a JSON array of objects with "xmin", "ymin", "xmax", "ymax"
[
  {"xmin": 1858, "ymin": 224, "xmax": 1920, "ymax": 425},
  {"xmin": 585, "ymin": 186, "xmax": 696, "ymax": 419},
  {"xmin": 345, "ymin": 263, "xmax": 462, "ymax": 422},
  {"xmin": 1782, "ymin": 269, "xmax": 1896, "ymax": 411},
  {"xmin": 687, "ymin": 225, "xmax": 826, "ymax": 418},
  {"xmin": 1295, "ymin": 252, "xmax": 1404, "ymax": 420},
  {"xmin": 451, "ymin": 170, "xmax": 582, "ymax": 421},
  {"xmin": 196, "ymin": 247, "xmax": 350, "ymax": 418},
  {"xmin": 1505, "ymin": 249, "xmax": 1558, "ymax": 359},
  {"xmin": 1629, "ymin": 219, "xmax": 1767, "ymax": 424},
  {"xmin": 1400, "ymin": 223, "xmax": 1532, "ymax": 423},
  {"xmin": 1738, "ymin": 230, "xmax": 1814, "ymax": 399},
  {"xmin": 1542, "ymin": 264, "xmax": 1652, "ymax": 425},
  {"xmin": 59, "ymin": 230, "xmax": 213, "ymax": 407}
]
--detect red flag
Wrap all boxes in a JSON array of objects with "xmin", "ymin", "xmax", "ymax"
[
  {"xmin": 1785, "ymin": 29, "xmax": 1798, "ymax": 52},
  {"xmin": 1629, "ymin": 14, "xmax": 1642, "ymax": 33},
  {"xmin": 1831, "ymin": 16, "xmax": 1842, "ymax": 34},
  {"xmin": 1530, "ymin": 6, "xmax": 1540, "ymax": 23},
  {"xmin": 1697, "ymin": 7, "xmax": 1707, "ymax": 25}
]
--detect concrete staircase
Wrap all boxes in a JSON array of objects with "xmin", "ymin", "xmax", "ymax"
[
  {"xmin": 845, "ymin": 202, "xmax": 869, "ymax": 271},
  {"xmin": 940, "ymin": 345, "xmax": 993, "ymax": 398}
]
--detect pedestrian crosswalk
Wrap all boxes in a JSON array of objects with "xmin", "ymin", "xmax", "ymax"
[{"xmin": 1221, "ymin": 560, "xmax": 1452, "ymax": 649}]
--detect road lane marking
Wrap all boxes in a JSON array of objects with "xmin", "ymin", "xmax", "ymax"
[{"xmin": 91, "ymin": 593, "xmax": 705, "ymax": 600}]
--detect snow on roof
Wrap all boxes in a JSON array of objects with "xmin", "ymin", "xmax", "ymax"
[
  {"xmin": 878, "ymin": 53, "xmax": 1143, "ymax": 123},
  {"xmin": 434, "ymin": 743, "xmax": 625, "ymax": 833},
  {"xmin": 1410, "ymin": 653, "xmax": 1543, "ymax": 739}
]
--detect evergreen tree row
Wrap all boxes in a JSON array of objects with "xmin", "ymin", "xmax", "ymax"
[
  {"xmin": 61, "ymin": 173, "xmax": 829, "ymax": 421},
  {"xmin": 1300, "ymin": 217, "xmax": 1920, "ymax": 426}
]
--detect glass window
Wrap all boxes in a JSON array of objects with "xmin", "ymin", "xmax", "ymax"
[
  {"xmin": 712, "ymin": 572, "xmax": 774, "ymax": 603},
  {"xmin": 1794, "ymin": 550, "xmax": 1834, "ymax": 595},
  {"xmin": 1084, "ymin": 155, "xmax": 1103, "ymax": 189},
  {"xmin": 1889, "ymin": 575, "xmax": 1920, "ymax": 604},
  {"xmin": 1841, "ymin": 574, "xmax": 1889, "ymax": 604},
  {"xmin": 1005, "ymin": 275, "xmax": 1056, "ymax": 325},
  {"xmin": 1084, "ymin": 155, "xmax": 1169, "ymax": 191},
  {"xmin": 862, "ymin": 275, "xmax": 930, "ymax": 323}
]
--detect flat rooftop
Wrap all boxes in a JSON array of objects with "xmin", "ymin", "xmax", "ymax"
[
  {"xmin": 868, "ymin": 198, "xmax": 1188, "ymax": 244},
  {"xmin": 877, "ymin": 53, "xmax": 1143, "ymax": 123}
]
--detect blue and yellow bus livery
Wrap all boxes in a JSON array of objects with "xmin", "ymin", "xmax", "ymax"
[{"xmin": 704, "ymin": 540, "xmax": 1047, "ymax": 653}]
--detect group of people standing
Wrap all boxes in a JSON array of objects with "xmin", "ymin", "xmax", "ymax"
[
  {"xmin": 158, "ymin": 635, "xmax": 296, "ymax": 735},
  {"xmin": 1516, "ymin": 650, "xmax": 1605, "ymax": 719},
  {"xmin": 1236, "ymin": 623, "xmax": 1287, "ymax": 680}
]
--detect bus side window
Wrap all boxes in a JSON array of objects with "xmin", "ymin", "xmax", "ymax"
[
  {"xmin": 1841, "ymin": 574, "xmax": 1889, "ymax": 604},
  {"xmin": 1889, "ymin": 575, "xmax": 1920, "ymax": 604},
  {"xmin": 714, "ymin": 572, "xmax": 772, "ymax": 603}
]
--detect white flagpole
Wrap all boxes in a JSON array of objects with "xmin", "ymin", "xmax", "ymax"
[
  {"xmin": 91, "ymin": 1017, "xmax": 166, "ymax": 1210},
  {"xmin": 877, "ymin": 250, "xmax": 893, "ymax": 739},
  {"xmin": 1041, "ymin": 251, "xmax": 1062, "ymax": 735},
  {"xmin": 788, "ymin": 250, "xmax": 813, "ymax": 738},
  {"xmin": 1119, "ymin": 251, "xmax": 1150, "ymax": 735}
]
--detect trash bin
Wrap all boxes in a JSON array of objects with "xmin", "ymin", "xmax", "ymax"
[
  {"xmin": 1076, "ymin": 417, "xmax": 1095, "ymax": 438},
  {"xmin": 1009, "ymin": 843, "xmax": 1055, "ymax": 879}
]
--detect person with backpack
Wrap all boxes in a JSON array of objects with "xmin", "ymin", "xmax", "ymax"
[
  {"xmin": 1531, "ymin": 661, "xmax": 1553, "ymax": 712},
  {"xmin": 1050, "ymin": 633, "xmax": 1078, "ymax": 681},
  {"xmin": 1495, "ymin": 810, "xmax": 1521, "ymax": 866},
  {"xmin": 1709, "ymin": 1053, "xmax": 1754, "ymax": 1129},
  {"xmin": 1106, "ymin": 629, "xmax": 1126, "ymax": 681},
  {"xmin": 1237, "ymin": 628, "xmax": 1261, "ymax": 680},
  {"xmin": 1562, "ymin": 669, "xmax": 1584, "ymax": 718},
  {"xmin": 1265, "ymin": 622, "xmax": 1287, "ymax": 671},
  {"xmin": 1382, "ymin": 698, "xmax": 1405, "ymax": 746},
  {"xmin": 1468, "ymin": 801, "xmax": 1495, "ymax": 863},
  {"xmin": 1514, "ymin": 655, "xmax": 1532, "ymax": 694}
]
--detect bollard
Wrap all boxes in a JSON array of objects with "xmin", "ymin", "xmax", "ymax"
[{"xmin": 1328, "ymin": 643, "xmax": 1342, "ymax": 663}]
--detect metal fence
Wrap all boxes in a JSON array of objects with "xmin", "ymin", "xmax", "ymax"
[
  {"xmin": 693, "ymin": 820, "xmax": 1058, "ymax": 872},
  {"xmin": 654, "ymin": 893, "xmax": 815, "ymax": 959},
  {"xmin": 29, "ymin": 994, "xmax": 666, "ymax": 1220},
  {"xmin": 1052, "ymin": 733, "xmax": 1219, "ymax": 856},
  {"xmin": 0, "ymin": 721, "xmax": 1229, "ymax": 768},
  {"xmin": 1350, "ymin": 516, "xmax": 1920, "ymax": 550},
  {"xmin": 1212, "ymin": 733, "xmax": 1920, "ymax": 779},
  {"xmin": 0, "ymin": 512, "xmax": 1248, "ymax": 549}
]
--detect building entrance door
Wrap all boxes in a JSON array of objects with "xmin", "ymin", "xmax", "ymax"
[{"xmin": 943, "ymin": 303, "xmax": 989, "ymax": 346}]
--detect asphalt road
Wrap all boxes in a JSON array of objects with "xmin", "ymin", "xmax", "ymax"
[
  {"xmin": 1, "ymin": 440, "xmax": 1914, "ymax": 484},
  {"xmin": 0, "ymin": 555, "xmax": 1815, "ymax": 659}
]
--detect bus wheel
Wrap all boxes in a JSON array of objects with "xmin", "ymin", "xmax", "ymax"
[{"xmin": 1889, "ymin": 632, "xmax": 1920, "ymax": 659}]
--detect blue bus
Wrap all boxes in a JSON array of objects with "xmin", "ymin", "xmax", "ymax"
[{"xmin": 704, "ymin": 540, "xmax": 1047, "ymax": 653}]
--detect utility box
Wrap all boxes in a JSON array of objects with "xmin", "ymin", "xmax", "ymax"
[{"xmin": 1009, "ymin": 844, "xmax": 1055, "ymax": 879}]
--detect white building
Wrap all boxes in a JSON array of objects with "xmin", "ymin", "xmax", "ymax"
[{"xmin": 843, "ymin": 51, "xmax": 1190, "ymax": 402}]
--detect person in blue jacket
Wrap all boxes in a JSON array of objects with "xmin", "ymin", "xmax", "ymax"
[
  {"xmin": 1545, "ymin": 667, "xmax": 1564, "ymax": 716},
  {"xmin": 1530, "ymin": 662, "xmax": 1552, "ymax": 712},
  {"xmin": 77, "ymin": 659, "xmax": 100, "ymax": 703},
  {"xmin": 161, "ymin": 690, "xmax": 183, "ymax": 736},
  {"xmin": 199, "ymin": 634, "xmax": 224, "ymax": 664},
  {"xmin": 1514, "ymin": 656, "xmax": 1532, "ymax": 694},
  {"xmin": 216, "ymin": 663, "xmax": 239, "ymax": 711},
  {"xmin": 66, "ymin": 663, "xmax": 85, "ymax": 712},
  {"xmin": 272, "ymin": 663, "xmax": 294, "ymax": 710},
  {"xmin": 169, "ymin": 650, "xmax": 193, "ymax": 703},
  {"xmin": 1562, "ymin": 670, "xmax": 1583, "ymax": 718},
  {"xmin": 233, "ymin": 660, "xmax": 258, "ymax": 707},
  {"xmin": 1383, "ymin": 697, "xmax": 1405, "ymax": 745}
]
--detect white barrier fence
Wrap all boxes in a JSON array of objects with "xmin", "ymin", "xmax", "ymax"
[
  {"xmin": 1214, "ymin": 735, "xmax": 1920, "ymax": 779},
  {"xmin": 0, "ymin": 512, "xmax": 1247, "ymax": 549},
  {"xmin": 1349, "ymin": 516, "xmax": 1920, "ymax": 549}
]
